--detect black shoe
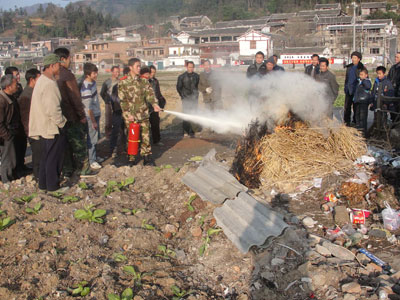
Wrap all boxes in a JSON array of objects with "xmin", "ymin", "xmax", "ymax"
[
  {"xmin": 143, "ymin": 155, "xmax": 156, "ymax": 166},
  {"xmin": 22, "ymin": 165, "xmax": 33, "ymax": 172}
]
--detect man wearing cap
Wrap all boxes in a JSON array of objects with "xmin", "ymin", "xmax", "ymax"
[
  {"xmin": 344, "ymin": 51, "xmax": 364, "ymax": 126},
  {"xmin": 29, "ymin": 54, "xmax": 67, "ymax": 192}
]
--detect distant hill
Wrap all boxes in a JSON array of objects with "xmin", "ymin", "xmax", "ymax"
[
  {"xmin": 68, "ymin": 0, "xmax": 394, "ymax": 26},
  {"xmin": 23, "ymin": 3, "xmax": 50, "ymax": 15}
]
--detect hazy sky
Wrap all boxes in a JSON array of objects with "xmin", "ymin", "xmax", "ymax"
[{"xmin": 0, "ymin": 0, "xmax": 79, "ymax": 10}]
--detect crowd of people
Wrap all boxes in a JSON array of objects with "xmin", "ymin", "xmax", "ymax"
[
  {"xmin": 246, "ymin": 50, "xmax": 400, "ymax": 136},
  {"xmin": 1, "ymin": 48, "xmax": 400, "ymax": 190},
  {"xmin": 0, "ymin": 49, "xmax": 169, "ymax": 191}
]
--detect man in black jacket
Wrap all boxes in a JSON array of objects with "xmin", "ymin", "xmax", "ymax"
[
  {"xmin": 176, "ymin": 61, "xmax": 199, "ymax": 137},
  {"xmin": 100, "ymin": 66, "xmax": 120, "ymax": 139},
  {"xmin": 344, "ymin": 51, "xmax": 364, "ymax": 126},
  {"xmin": 305, "ymin": 54, "xmax": 320, "ymax": 78},
  {"xmin": 246, "ymin": 51, "xmax": 267, "ymax": 78},
  {"xmin": 388, "ymin": 52, "xmax": 400, "ymax": 121},
  {"xmin": 149, "ymin": 65, "xmax": 166, "ymax": 144}
]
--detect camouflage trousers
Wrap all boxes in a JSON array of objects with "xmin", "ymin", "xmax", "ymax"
[
  {"xmin": 125, "ymin": 119, "xmax": 151, "ymax": 157},
  {"xmin": 63, "ymin": 121, "xmax": 90, "ymax": 175}
]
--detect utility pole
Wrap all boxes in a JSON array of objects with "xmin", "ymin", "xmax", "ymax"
[{"xmin": 352, "ymin": 1, "xmax": 357, "ymax": 52}]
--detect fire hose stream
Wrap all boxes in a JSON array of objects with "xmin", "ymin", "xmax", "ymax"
[{"xmin": 162, "ymin": 109, "xmax": 243, "ymax": 134}]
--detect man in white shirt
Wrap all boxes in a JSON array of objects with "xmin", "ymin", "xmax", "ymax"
[{"xmin": 29, "ymin": 54, "xmax": 66, "ymax": 191}]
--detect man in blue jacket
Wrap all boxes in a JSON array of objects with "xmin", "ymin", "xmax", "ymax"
[{"xmin": 344, "ymin": 51, "xmax": 364, "ymax": 126}]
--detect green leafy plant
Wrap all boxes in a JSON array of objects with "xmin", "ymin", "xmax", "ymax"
[
  {"xmin": 141, "ymin": 219, "xmax": 155, "ymax": 230},
  {"xmin": 67, "ymin": 281, "xmax": 90, "ymax": 297},
  {"xmin": 74, "ymin": 205, "xmax": 106, "ymax": 223},
  {"xmin": 198, "ymin": 215, "xmax": 207, "ymax": 227},
  {"xmin": 185, "ymin": 194, "xmax": 196, "ymax": 212},
  {"xmin": 25, "ymin": 203, "xmax": 42, "ymax": 215},
  {"xmin": 104, "ymin": 178, "xmax": 135, "ymax": 196},
  {"xmin": 199, "ymin": 228, "xmax": 222, "ymax": 256},
  {"xmin": 123, "ymin": 266, "xmax": 151, "ymax": 287},
  {"xmin": 61, "ymin": 195, "xmax": 80, "ymax": 203},
  {"xmin": 78, "ymin": 182, "xmax": 89, "ymax": 190},
  {"xmin": 171, "ymin": 285, "xmax": 194, "ymax": 300},
  {"xmin": 156, "ymin": 245, "xmax": 176, "ymax": 259},
  {"xmin": 113, "ymin": 253, "xmax": 127, "ymax": 262},
  {"xmin": 107, "ymin": 288, "xmax": 134, "ymax": 300},
  {"xmin": 154, "ymin": 164, "xmax": 173, "ymax": 172},
  {"xmin": 0, "ymin": 209, "xmax": 5, "ymax": 216},
  {"xmin": 49, "ymin": 191, "xmax": 64, "ymax": 199},
  {"xmin": 121, "ymin": 208, "xmax": 145, "ymax": 215},
  {"xmin": 14, "ymin": 193, "xmax": 37, "ymax": 203},
  {"xmin": 0, "ymin": 216, "xmax": 14, "ymax": 231}
]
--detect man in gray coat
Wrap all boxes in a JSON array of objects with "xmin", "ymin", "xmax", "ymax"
[
  {"xmin": 0, "ymin": 75, "xmax": 18, "ymax": 183},
  {"xmin": 315, "ymin": 57, "xmax": 339, "ymax": 118}
]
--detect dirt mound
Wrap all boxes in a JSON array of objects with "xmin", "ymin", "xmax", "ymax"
[{"xmin": 0, "ymin": 164, "xmax": 253, "ymax": 299}]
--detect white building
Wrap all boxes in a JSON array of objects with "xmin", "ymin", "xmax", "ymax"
[
  {"xmin": 165, "ymin": 44, "xmax": 200, "ymax": 68},
  {"xmin": 237, "ymin": 30, "xmax": 273, "ymax": 59}
]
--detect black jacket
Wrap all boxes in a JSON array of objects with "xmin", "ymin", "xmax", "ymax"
[
  {"xmin": 273, "ymin": 65, "xmax": 285, "ymax": 72},
  {"xmin": 176, "ymin": 71, "xmax": 199, "ymax": 100},
  {"xmin": 388, "ymin": 63, "xmax": 400, "ymax": 97},
  {"xmin": 371, "ymin": 77, "xmax": 394, "ymax": 106},
  {"xmin": 344, "ymin": 62, "xmax": 365, "ymax": 96},
  {"xmin": 305, "ymin": 64, "xmax": 320, "ymax": 77},
  {"xmin": 0, "ymin": 90, "xmax": 16, "ymax": 144},
  {"xmin": 354, "ymin": 79, "xmax": 372, "ymax": 104},
  {"xmin": 246, "ymin": 63, "xmax": 267, "ymax": 78},
  {"xmin": 111, "ymin": 83, "xmax": 122, "ymax": 113},
  {"xmin": 100, "ymin": 78, "xmax": 113, "ymax": 104},
  {"xmin": 149, "ymin": 77, "xmax": 166, "ymax": 108}
]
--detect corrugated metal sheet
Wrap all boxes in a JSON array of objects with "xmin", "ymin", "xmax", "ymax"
[
  {"xmin": 213, "ymin": 192, "xmax": 289, "ymax": 254},
  {"xmin": 181, "ymin": 149, "xmax": 248, "ymax": 204}
]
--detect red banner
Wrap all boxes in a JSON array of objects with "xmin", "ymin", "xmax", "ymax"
[{"xmin": 282, "ymin": 58, "xmax": 334, "ymax": 65}]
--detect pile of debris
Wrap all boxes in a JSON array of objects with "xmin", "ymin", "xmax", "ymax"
[{"xmin": 232, "ymin": 115, "xmax": 366, "ymax": 191}]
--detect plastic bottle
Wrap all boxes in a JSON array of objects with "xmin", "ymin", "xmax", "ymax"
[{"xmin": 379, "ymin": 289, "xmax": 388, "ymax": 299}]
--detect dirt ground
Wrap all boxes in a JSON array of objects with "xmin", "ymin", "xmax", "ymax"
[{"xmin": 1, "ymin": 70, "xmax": 399, "ymax": 300}]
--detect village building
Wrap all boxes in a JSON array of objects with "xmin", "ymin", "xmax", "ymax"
[
  {"xmin": 126, "ymin": 37, "xmax": 172, "ymax": 69},
  {"xmin": 179, "ymin": 15, "xmax": 212, "ymax": 29},
  {"xmin": 314, "ymin": 3, "xmax": 341, "ymax": 10},
  {"xmin": 0, "ymin": 37, "xmax": 16, "ymax": 51},
  {"xmin": 74, "ymin": 40, "xmax": 133, "ymax": 72},
  {"xmin": 111, "ymin": 25, "xmax": 148, "ymax": 40},
  {"xmin": 360, "ymin": 2, "xmax": 387, "ymax": 16},
  {"xmin": 238, "ymin": 30, "xmax": 273, "ymax": 61},
  {"xmin": 58, "ymin": 38, "xmax": 79, "ymax": 48},
  {"xmin": 323, "ymin": 19, "xmax": 397, "ymax": 64}
]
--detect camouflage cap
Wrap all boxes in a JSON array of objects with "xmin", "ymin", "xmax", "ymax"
[{"xmin": 43, "ymin": 54, "xmax": 61, "ymax": 66}]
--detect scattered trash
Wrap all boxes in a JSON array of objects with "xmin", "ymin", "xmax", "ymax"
[
  {"xmin": 358, "ymin": 248, "xmax": 396, "ymax": 274},
  {"xmin": 302, "ymin": 217, "xmax": 317, "ymax": 228},
  {"xmin": 381, "ymin": 202, "xmax": 399, "ymax": 231},
  {"xmin": 350, "ymin": 209, "xmax": 371, "ymax": 224}
]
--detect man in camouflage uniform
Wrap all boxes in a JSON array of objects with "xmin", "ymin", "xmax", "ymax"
[{"xmin": 118, "ymin": 58, "xmax": 161, "ymax": 166}]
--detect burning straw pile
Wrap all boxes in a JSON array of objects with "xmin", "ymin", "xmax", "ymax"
[{"xmin": 232, "ymin": 117, "xmax": 367, "ymax": 191}]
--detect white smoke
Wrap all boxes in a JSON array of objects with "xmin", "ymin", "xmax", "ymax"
[{"xmin": 169, "ymin": 69, "xmax": 338, "ymax": 134}]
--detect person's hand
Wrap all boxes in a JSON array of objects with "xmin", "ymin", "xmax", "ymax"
[
  {"xmin": 80, "ymin": 118, "xmax": 87, "ymax": 124},
  {"xmin": 206, "ymin": 87, "xmax": 213, "ymax": 94},
  {"xmin": 153, "ymin": 104, "xmax": 161, "ymax": 112},
  {"xmin": 128, "ymin": 115, "xmax": 134, "ymax": 122},
  {"xmin": 92, "ymin": 121, "xmax": 98, "ymax": 130}
]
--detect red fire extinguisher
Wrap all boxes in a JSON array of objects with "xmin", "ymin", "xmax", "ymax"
[{"xmin": 127, "ymin": 122, "xmax": 140, "ymax": 155}]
